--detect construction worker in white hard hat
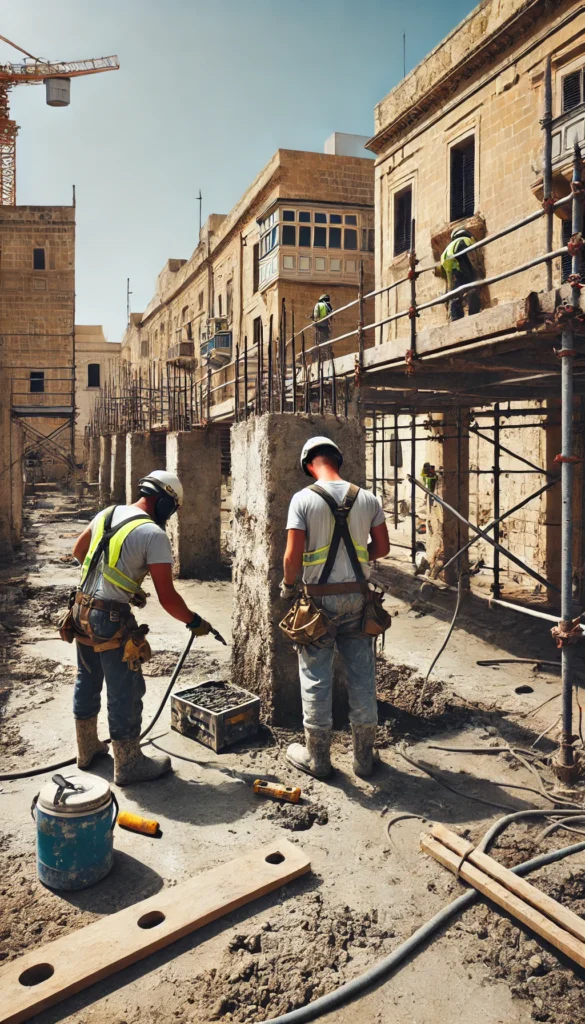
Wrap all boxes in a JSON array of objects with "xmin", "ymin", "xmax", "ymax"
[
  {"xmin": 280, "ymin": 437, "xmax": 390, "ymax": 780},
  {"xmin": 66, "ymin": 469, "xmax": 214, "ymax": 785},
  {"xmin": 440, "ymin": 226, "xmax": 481, "ymax": 321}
]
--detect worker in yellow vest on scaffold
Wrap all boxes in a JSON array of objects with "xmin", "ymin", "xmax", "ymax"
[
  {"xmin": 62, "ymin": 470, "xmax": 217, "ymax": 785},
  {"xmin": 440, "ymin": 227, "xmax": 481, "ymax": 321}
]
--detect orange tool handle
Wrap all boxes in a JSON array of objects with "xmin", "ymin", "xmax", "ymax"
[
  {"xmin": 253, "ymin": 779, "xmax": 301, "ymax": 804},
  {"xmin": 117, "ymin": 810, "xmax": 159, "ymax": 835}
]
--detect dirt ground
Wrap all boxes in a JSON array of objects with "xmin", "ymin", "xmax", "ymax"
[{"xmin": 2, "ymin": 491, "xmax": 585, "ymax": 1024}]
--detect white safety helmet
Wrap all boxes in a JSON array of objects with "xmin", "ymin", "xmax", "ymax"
[
  {"xmin": 138, "ymin": 468, "xmax": 182, "ymax": 507},
  {"xmin": 300, "ymin": 436, "xmax": 343, "ymax": 477}
]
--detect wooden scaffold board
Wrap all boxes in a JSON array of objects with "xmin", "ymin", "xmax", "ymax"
[{"xmin": 0, "ymin": 838, "xmax": 310, "ymax": 1024}]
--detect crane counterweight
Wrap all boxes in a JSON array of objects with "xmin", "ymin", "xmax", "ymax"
[{"xmin": 0, "ymin": 37, "xmax": 119, "ymax": 203}]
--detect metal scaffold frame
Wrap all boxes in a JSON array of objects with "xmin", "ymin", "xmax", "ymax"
[{"xmin": 91, "ymin": 59, "xmax": 585, "ymax": 774}]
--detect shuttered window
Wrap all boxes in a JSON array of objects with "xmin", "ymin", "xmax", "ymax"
[
  {"xmin": 563, "ymin": 70, "xmax": 584, "ymax": 113},
  {"xmin": 393, "ymin": 187, "xmax": 412, "ymax": 256},
  {"xmin": 450, "ymin": 137, "xmax": 475, "ymax": 221}
]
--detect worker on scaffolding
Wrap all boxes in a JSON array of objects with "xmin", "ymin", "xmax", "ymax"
[
  {"xmin": 310, "ymin": 294, "xmax": 333, "ymax": 360},
  {"xmin": 280, "ymin": 437, "xmax": 391, "ymax": 781},
  {"xmin": 440, "ymin": 227, "xmax": 481, "ymax": 321},
  {"xmin": 63, "ymin": 470, "xmax": 214, "ymax": 786}
]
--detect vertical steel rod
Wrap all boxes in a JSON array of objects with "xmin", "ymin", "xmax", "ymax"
[
  {"xmin": 372, "ymin": 409, "xmax": 377, "ymax": 495},
  {"xmin": 358, "ymin": 260, "xmax": 365, "ymax": 373},
  {"xmin": 235, "ymin": 344, "xmax": 240, "ymax": 422},
  {"xmin": 492, "ymin": 402, "xmax": 502, "ymax": 596},
  {"xmin": 410, "ymin": 412, "xmax": 417, "ymax": 564},
  {"xmin": 559, "ymin": 141, "xmax": 583, "ymax": 772},
  {"xmin": 244, "ymin": 335, "xmax": 248, "ymax": 422},
  {"xmin": 393, "ymin": 412, "xmax": 399, "ymax": 529},
  {"xmin": 542, "ymin": 56, "xmax": 553, "ymax": 293}
]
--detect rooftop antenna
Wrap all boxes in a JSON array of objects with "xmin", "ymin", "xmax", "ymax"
[
  {"xmin": 403, "ymin": 33, "xmax": 406, "ymax": 78},
  {"xmin": 126, "ymin": 277, "xmax": 132, "ymax": 326},
  {"xmin": 197, "ymin": 189, "xmax": 202, "ymax": 235}
]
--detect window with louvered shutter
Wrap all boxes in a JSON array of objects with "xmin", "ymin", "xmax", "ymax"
[
  {"xmin": 393, "ymin": 187, "xmax": 412, "ymax": 256},
  {"xmin": 563, "ymin": 70, "xmax": 584, "ymax": 113},
  {"xmin": 450, "ymin": 137, "xmax": 475, "ymax": 221}
]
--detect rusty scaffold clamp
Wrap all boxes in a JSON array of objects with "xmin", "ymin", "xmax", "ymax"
[{"xmin": 551, "ymin": 616, "xmax": 583, "ymax": 649}]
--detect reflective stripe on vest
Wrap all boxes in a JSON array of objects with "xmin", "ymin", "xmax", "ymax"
[
  {"xmin": 80, "ymin": 511, "xmax": 152, "ymax": 596},
  {"xmin": 303, "ymin": 528, "xmax": 368, "ymax": 568}
]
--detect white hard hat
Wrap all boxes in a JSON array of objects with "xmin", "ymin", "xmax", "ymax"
[
  {"xmin": 138, "ymin": 469, "xmax": 183, "ymax": 507},
  {"xmin": 300, "ymin": 436, "xmax": 343, "ymax": 476}
]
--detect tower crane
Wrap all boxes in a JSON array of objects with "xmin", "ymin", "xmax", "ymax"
[{"xmin": 0, "ymin": 33, "xmax": 119, "ymax": 205}]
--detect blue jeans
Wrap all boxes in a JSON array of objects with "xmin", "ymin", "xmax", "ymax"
[
  {"xmin": 297, "ymin": 594, "xmax": 377, "ymax": 732},
  {"xmin": 72, "ymin": 608, "xmax": 146, "ymax": 741}
]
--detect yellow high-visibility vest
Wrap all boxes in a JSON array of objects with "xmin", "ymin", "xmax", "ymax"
[
  {"xmin": 80, "ymin": 507, "xmax": 152, "ymax": 599},
  {"xmin": 440, "ymin": 235, "xmax": 474, "ymax": 288}
]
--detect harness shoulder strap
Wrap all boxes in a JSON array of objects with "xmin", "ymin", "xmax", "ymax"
[{"xmin": 309, "ymin": 484, "xmax": 365, "ymax": 584}]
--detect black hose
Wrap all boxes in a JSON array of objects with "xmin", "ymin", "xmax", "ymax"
[
  {"xmin": 0, "ymin": 633, "xmax": 195, "ymax": 781},
  {"xmin": 262, "ymin": 809, "xmax": 585, "ymax": 1024}
]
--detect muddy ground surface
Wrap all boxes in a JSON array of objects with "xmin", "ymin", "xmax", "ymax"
[{"xmin": 2, "ymin": 492, "xmax": 585, "ymax": 1024}]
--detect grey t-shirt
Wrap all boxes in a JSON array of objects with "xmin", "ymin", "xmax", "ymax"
[
  {"xmin": 287, "ymin": 481, "xmax": 385, "ymax": 584},
  {"xmin": 82, "ymin": 505, "xmax": 173, "ymax": 603}
]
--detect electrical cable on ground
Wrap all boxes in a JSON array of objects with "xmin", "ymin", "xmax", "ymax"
[
  {"xmin": 0, "ymin": 632, "xmax": 197, "ymax": 781},
  {"xmin": 262, "ymin": 810, "xmax": 585, "ymax": 1024},
  {"xmin": 419, "ymin": 572, "xmax": 465, "ymax": 704},
  {"xmin": 537, "ymin": 814, "xmax": 585, "ymax": 842}
]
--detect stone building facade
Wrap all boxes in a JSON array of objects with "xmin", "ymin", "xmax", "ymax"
[
  {"xmin": 74, "ymin": 325, "xmax": 120, "ymax": 462},
  {"xmin": 0, "ymin": 205, "xmax": 75, "ymax": 556},
  {"xmin": 120, "ymin": 149, "xmax": 375, "ymax": 414},
  {"xmin": 363, "ymin": 0, "xmax": 585, "ymax": 598}
]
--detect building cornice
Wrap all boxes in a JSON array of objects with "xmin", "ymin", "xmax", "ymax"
[{"xmin": 368, "ymin": 0, "xmax": 566, "ymax": 154}]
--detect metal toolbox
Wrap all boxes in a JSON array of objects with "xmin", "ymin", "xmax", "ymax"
[{"xmin": 171, "ymin": 680, "xmax": 260, "ymax": 752}]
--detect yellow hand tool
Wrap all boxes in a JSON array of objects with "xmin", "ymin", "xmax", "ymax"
[
  {"xmin": 253, "ymin": 779, "xmax": 301, "ymax": 804},
  {"xmin": 117, "ymin": 811, "xmax": 160, "ymax": 836}
]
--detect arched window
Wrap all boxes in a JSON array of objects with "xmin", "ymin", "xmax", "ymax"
[{"xmin": 87, "ymin": 363, "xmax": 100, "ymax": 388}]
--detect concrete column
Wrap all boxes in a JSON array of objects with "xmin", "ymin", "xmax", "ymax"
[
  {"xmin": 99, "ymin": 435, "xmax": 112, "ymax": 506},
  {"xmin": 125, "ymin": 432, "xmax": 164, "ymax": 504},
  {"xmin": 166, "ymin": 429, "xmax": 222, "ymax": 577},
  {"xmin": 87, "ymin": 435, "xmax": 100, "ymax": 483},
  {"xmin": 10, "ymin": 419, "xmax": 23, "ymax": 549},
  {"xmin": 231, "ymin": 413, "xmax": 365, "ymax": 726},
  {"xmin": 110, "ymin": 434, "xmax": 127, "ymax": 503},
  {"xmin": 426, "ymin": 410, "xmax": 470, "ymax": 586}
]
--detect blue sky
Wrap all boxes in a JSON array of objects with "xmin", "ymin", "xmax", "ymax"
[{"xmin": 4, "ymin": 0, "xmax": 476, "ymax": 341}]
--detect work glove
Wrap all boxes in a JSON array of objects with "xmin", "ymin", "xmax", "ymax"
[
  {"xmin": 186, "ymin": 613, "xmax": 212, "ymax": 636},
  {"xmin": 280, "ymin": 579, "xmax": 297, "ymax": 601}
]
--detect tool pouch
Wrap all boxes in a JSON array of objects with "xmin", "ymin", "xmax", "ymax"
[
  {"xmin": 58, "ymin": 590, "xmax": 77, "ymax": 643},
  {"xmin": 361, "ymin": 587, "xmax": 392, "ymax": 637},
  {"xmin": 279, "ymin": 595, "xmax": 335, "ymax": 646},
  {"xmin": 122, "ymin": 624, "xmax": 152, "ymax": 672}
]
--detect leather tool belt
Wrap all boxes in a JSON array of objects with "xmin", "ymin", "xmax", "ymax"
[{"xmin": 73, "ymin": 591, "xmax": 132, "ymax": 616}]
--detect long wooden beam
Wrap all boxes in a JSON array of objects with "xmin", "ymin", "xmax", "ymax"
[{"xmin": 0, "ymin": 839, "xmax": 310, "ymax": 1024}]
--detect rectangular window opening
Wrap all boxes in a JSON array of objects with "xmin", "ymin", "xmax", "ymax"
[
  {"xmin": 30, "ymin": 371, "xmax": 45, "ymax": 393},
  {"xmin": 450, "ymin": 136, "xmax": 475, "ymax": 221},
  {"xmin": 299, "ymin": 211, "xmax": 311, "ymax": 223},
  {"xmin": 329, "ymin": 227, "xmax": 342, "ymax": 249},
  {"xmin": 33, "ymin": 248, "xmax": 45, "ymax": 270},
  {"xmin": 394, "ymin": 187, "xmax": 412, "ymax": 257},
  {"xmin": 87, "ymin": 363, "xmax": 100, "ymax": 388},
  {"xmin": 314, "ymin": 212, "xmax": 327, "ymax": 224},
  {"xmin": 344, "ymin": 228, "xmax": 358, "ymax": 250},
  {"xmin": 282, "ymin": 225, "xmax": 296, "ymax": 246},
  {"xmin": 299, "ymin": 226, "xmax": 311, "ymax": 247},
  {"xmin": 563, "ymin": 70, "xmax": 584, "ymax": 113},
  {"xmin": 314, "ymin": 226, "xmax": 327, "ymax": 248},
  {"xmin": 330, "ymin": 213, "xmax": 342, "ymax": 224},
  {"xmin": 282, "ymin": 210, "xmax": 295, "ymax": 221},
  {"xmin": 253, "ymin": 243, "xmax": 260, "ymax": 293}
]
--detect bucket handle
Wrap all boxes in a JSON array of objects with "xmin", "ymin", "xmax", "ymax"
[
  {"xmin": 109, "ymin": 792, "xmax": 119, "ymax": 834},
  {"xmin": 30, "ymin": 793, "xmax": 39, "ymax": 821}
]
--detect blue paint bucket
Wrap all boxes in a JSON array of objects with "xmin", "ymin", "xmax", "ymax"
[{"xmin": 33, "ymin": 773, "xmax": 118, "ymax": 891}]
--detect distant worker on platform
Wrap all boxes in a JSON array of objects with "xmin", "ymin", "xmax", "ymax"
[
  {"xmin": 65, "ymin": 470, "xmax": 214, "ymax": 785},
  {"xmin": 280, "ymin": 437, "xmax": 391, "ymax": 781},
  {"xmin": 440, "ymin": 227, "xmax": 481, "ymax": 321},
  {"xmin": 311, "ymin": 293, "xmax": 333, "ymax": 357}
]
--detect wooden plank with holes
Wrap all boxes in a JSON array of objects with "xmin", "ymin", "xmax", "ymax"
[
  {"xmin": 430, "ymin": 822, "xmax": 585, "ymax": 945},
  {"xmin": 421, "ymin": 833, "xmax": 585, "ymax": 970},
  {"xmin": 0, "ymin": 839, "xmax": 310, "ymax": 1024}
]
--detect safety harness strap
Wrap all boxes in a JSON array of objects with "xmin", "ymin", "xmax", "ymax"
[
  {"xmin": 80, "ymin": 506, "xmax": 153, "ymax": 596},
  {"xmin": 309, "ymin": 483, "xmax": 365, "ymax": 584}
]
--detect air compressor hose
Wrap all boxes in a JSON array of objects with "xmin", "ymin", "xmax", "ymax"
[{"xmin": 0, "ymin": 632, "xmax": 195, "ymax": 781}]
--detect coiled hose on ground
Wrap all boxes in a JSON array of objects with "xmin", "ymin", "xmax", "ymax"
[
  {"xmin": 262, "ymin": 809, "xmax": 585, "ymax": 1024},
  {"xmin": 0, "ymin": 633, "xmax": 195, "ymax": 781}
]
